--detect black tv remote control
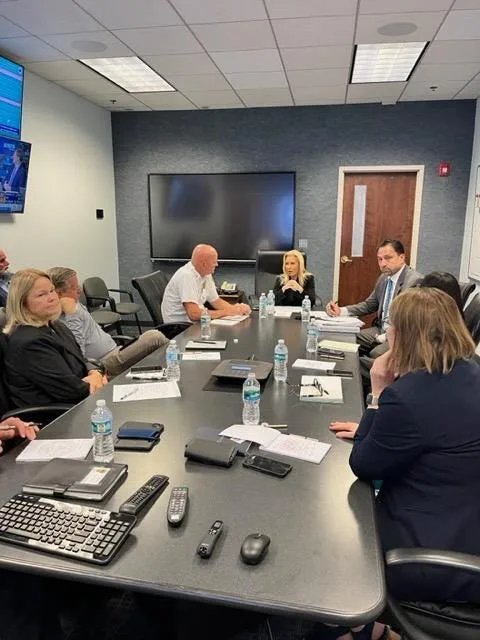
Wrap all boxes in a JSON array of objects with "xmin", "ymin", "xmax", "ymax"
[
  {"xmin": 167, "ymin": 486, "xmax": 189, "ymax": 527},
  {"xmin": 118, "ymin": 475, "xmax": 169, "ymax": 515},
  {"xmin": 197, "ymin": 520, "xmax": 224, "ymax": 558}
]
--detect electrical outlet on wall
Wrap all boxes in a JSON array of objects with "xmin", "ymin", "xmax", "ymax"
[{"xmin": 298, "ymin": 238, "xmax": 308, "ymax": 249}]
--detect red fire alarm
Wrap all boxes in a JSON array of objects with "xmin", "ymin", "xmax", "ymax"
[{"xmin": 437, "ymin": 162, "xmax": 451, "ymax": 177}]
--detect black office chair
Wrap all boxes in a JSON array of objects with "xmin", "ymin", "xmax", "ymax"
[
  {"xmin": 83, "ymin": 277, "xmax": 142, "ymax": 335},
  {"xmin": 385, "ymin": 548, "xmax": 480, "ymax": 639},
  {"xmin": 464, "ymin": 292, "xmax": 480, "ymax": 344},
  {"xmin": 460, "ymin": 282, "xmax": 476, "ymax": 309},
  {"xmin": 131, "ymin": 270, "xmax": 192, "ymax": 340}
]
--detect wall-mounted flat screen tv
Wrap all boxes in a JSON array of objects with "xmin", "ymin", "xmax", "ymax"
[
  {"xmin": 0, "ymin": 135, "xmax": 31, "ymax": 213},
  {"xmin": 0, "ymin": 55, "xmax": 24, "ymax": 139},
  {"xmin": 148, "ymin": 172, "xmax": 296, "ymax": 262}
]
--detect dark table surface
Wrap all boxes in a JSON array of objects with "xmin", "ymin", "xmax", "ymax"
[{"xmin": 0, "ymin": 315, "xmax": 385, "ymax": 626}]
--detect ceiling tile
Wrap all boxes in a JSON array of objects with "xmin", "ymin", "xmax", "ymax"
[
  {"xmin": 412, "ymin": 61, "xmax": 480, "ymax": 82},
  {"xmin": 25, "ymin": 60, "xmax": 102, "ymax": 81},
  {"xmin": 287, "ymin": 67, "xmax": 349, "ymax": 87},
  {"xmin": 87, "ymin": 94, "xmax": 151, "ymax": 110},
  {"xmin": 356, "ymin": 12, "xmax": 446, "ymax": 44},
  {"xmin": 0, "ymin": 36, "xmax": 68, "ymax": 61},
  {"xmin": 167, "ymin": 73, "xmax": 231, "ymax": 91},
  {"xmin": 295, "ymin": 96, "xmax": 345, "ymax": 105},
  {"xmin": 347, "ymin": 81, "xmax": 406, "ymax": 101},
  {"xmin": 191, "ymin": 21, "xmax": 276, "ymax": 52},
  {"xmin": 281, "ymin": 45, "xmax": 352, "ymax": 70},
  {"xmin": 436, "ymin": 10, "xmax": 480, "ymax": 40},
  {"xmin": 265, "ymin": 0, "xmax": 357, "ymax": 19},
  {"xmin": 182, "ymin": 89, "xmax": 242, "ymax": 106},
  {"xmin": 360, "ymin": 0, "xmax": 452, "ymax": 13},
  {"xmin": 112, "ymin": 26, "xmax": 203, "ymax": 55},
  {"xmin": 291, "ymin": 85, "xmax": 346, "ymax": 102},
  {"xmin": 0, "ymin": 0, "xmax": 103, "ymax": 36},
  {"xmin": 226, "ymin": 70, "xmax": 287, "ymax": 89},
  {"xmin": 41, "ymin": 31, "xmax": 133, "ymax": 58},
  {"xmin": 237, "ymin": 87, "xmax": 293, "ymax": 106},
  {"xmin": 421, "ymin": 40, "xmax": 480, "ymax": 64},
  {"xmin": 56, "ymin": 77, "xmax": 128, "ymax": 95},
  {"xmin": 73, "ymin": 0, "xmax": 182, "ymax": 30},
  {"xmin": 272, "ymin": 16, "xmax": 355, "ymax": 48},
  {"xmin": 133, "ymin": 91, "xmax": 196, "ymax": 109},
  {"xmin": 143, "ymin": 53, "xmax": 219, "ymax": 76},
  {"xmin": 454, "ymin": 76, "xmax": 480, "ymax": 98},
  {"xmin": 170, "ymin": 0, "xmax": 267, "ymax": 23},
  {"xmin": 453, "ymin": 0, "xmax": 480, "ymax": 9},
  {"xmin": 400, "ymin": 79, "xmax": 467, "ymax": 100},
  {"xmin": 210, "ymin": 49, "xmax": 282, "ymax": 73},
  {"xmin": 0, "ymin": 16, "xmax": 28, "ymax": 37}
]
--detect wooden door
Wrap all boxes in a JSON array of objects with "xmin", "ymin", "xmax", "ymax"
[{"xmin": 338, "ymin": 172, "xmax": 417, "ymax": 307}]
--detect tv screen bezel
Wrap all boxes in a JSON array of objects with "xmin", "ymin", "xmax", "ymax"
[
  {"xmin": 0, "ymin": 54, "xmax": 24, "ymax": 141},
  {"xmin": 147, "ymin": 171, "xmax": 296, "ymax": 264}
]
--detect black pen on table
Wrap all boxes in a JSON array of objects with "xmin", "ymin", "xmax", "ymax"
[{"xmin": 193, "ymin": 340, "xmax": 216, "ymax": 344}]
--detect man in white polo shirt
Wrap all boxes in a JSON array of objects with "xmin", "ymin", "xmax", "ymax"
[{"xmin": 161, "ymin": 244, "xmax": 251, "ymax": 323}]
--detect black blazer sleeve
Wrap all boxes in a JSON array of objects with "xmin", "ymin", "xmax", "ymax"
[
  {"xmin": 273, "ymin": 274, "xmax": 316, "ymax": 307},
  {"xmin": 349, "ymin": 385, "xmax": 425, "ymax": 481},
  {"xmin": 273, "ymin": 276, "xmax": 285, "ymax": 305}
]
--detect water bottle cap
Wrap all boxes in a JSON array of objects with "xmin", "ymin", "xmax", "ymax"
[
  {"xmin": 278, "ymin": 339, "xmax": 285, "ymax": 344},
  {"xmin": 170, "ymin": 339, "xmax": 177, "ymax": 345},
  {"xmin": 304, "ymin": 295, "xmax": 309, "ymax": 298},
  {"xmin": 96, "ymin": 399, "xmax": 106, "ymax": 407},
  {"xmin": 261, "ymin": 292, "xmax": 265, "ymax": 296},
  {"xmin": 247, "ymin": 371, "xmax": 256, "ymax": 378}
]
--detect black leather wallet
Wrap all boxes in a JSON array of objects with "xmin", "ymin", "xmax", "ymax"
[{"xmin": 184, "ymin": 438, "xmax": 237, "ymax": 468}]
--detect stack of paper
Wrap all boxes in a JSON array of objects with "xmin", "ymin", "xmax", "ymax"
[
  {"xmin": 185, "ymin": 340, "xmax": 227, "ymax": 350},
  {"xmin": 182, "ymin": 351, "xmax": 221, "ymax": 361},
  {"xmin": 16, "ymin": 439, "xmax": 93, "ymax": 463},
  {"xmin": 292, "ymin": 359, "xmax": 336, "ymax": 371},
  {"xmin": 211, "ymin": 315, "xmax": 249, "ymax": 326},
  {"xmin": 318, "ymin": 339, "xmax": 360, "ymax": 354},
  {"xmin": 113, "ymin": 381, "xmax": 181, "ymax": 402},
  {"xmin": 273, "ymin": 306, "xmax": 298, "ymax": 318},
  {"xmin": 315, "ymin": 313, "xmax": 364, "ymax": 334},
  {"xmin": 299, "ymin": 375, "xmax": 343, "ymax": 403}
]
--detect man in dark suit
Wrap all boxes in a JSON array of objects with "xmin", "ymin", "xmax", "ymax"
[
  {"xmin": 0, "ymin": 248, "xmax": 13, "ymax": 307},
  {"xmin": 327, "ymin": 239, "xmax": 422, "ymax": 359},
  {"xmin": 3, "ymin": 148, "xmax": 27, "ymax": 192}
]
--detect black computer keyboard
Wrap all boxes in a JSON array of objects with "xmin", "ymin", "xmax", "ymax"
[{"xmin": 0, "ymin": 494, "xmax": 136, "ymax": 565}]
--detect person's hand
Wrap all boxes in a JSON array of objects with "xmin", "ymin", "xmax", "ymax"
[
  {"xmin": 83, "ymin": 370, "xmax": 107, "ymax": 394},
  {"xmin": 232, "ymin": 303, "xmax": 251, "ymax": 315},
  {"xmin": 0, "ymin": 417, "xmax": 39, "ymax": 441},
  {"xmin": 329, "ymin": 421, "xmax": 359, "ymax": 439},
  {"xmin": 283, "ymin": 280, "xmax": 302, "ymax": 293},
  {"xmin": 370, "ymin": 349, "xmax": 396, "ymax": 398},
  {"xmin": 326, "ymin": 301, "xmax": 340, "ymax": 316},
  {"xmin": 58, "ymin": 296, "xmax": 77, "ymax": 315}
]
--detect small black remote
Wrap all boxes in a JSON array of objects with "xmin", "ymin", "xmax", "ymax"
[
  {"xmin": 197, "ymin": 520, "xmax": 224, "ymax": 558},
  {"xmin": 118, "ymin": 475, "xmax": 169, "ymax": 515},
  {"xmin": 167, "ymin": 486, "xmax": 189, "ymax": 527}
]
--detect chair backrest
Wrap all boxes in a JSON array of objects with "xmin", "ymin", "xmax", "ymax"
[
  {"xmin": 83, "ymin": 277, "xmax": 109, "ymax": 311},
  {"xmin": 255, "ymin": 250, "xmax": 307, "ymax": 297},
  {"xmin": 464, "ymin": 292, "xmax": 480, "ymax": 345},
  {"xmin": 0, "ymin": 307, "xmax": 6, "ymax": 330},
  {"xmin": 131, "ymin": 270, "xmax": 170, "ymax": 325},
  {"xmin": 460, "ymin": 282, "xmax": 476, "ymax": 309},
  {"xmin": 0, "ymin": 332, "xmax": 11, "ymax": 417}
]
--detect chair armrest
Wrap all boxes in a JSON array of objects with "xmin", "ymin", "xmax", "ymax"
[
  {"xmin": 386, "ymin": 548, "xmax": 480, "ymax": 575},
  {"xmin": 2, "ymin": 404, "xmax": 73, "ymax": 424},
  {"xmin": 108, "ymin": 288, "xmax": 134, "ymax": 302}
]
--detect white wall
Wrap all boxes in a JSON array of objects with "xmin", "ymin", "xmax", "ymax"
[
  {"xmin": 460, "ymin": 99, "xmax": 480, "ymax": 283},
  {"xmin": 0, "ymin": 71, "xmax": 118, "ymax": 286}
]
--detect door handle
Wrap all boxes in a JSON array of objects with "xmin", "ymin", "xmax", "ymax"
[{"xmin": 340, "ymin": 255, "xmax": 353, "ymax": 264}]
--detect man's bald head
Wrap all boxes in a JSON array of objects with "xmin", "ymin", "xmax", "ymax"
[{"xmin": 191, "ymin": 244, "xmax": 218, "ymax": 277}]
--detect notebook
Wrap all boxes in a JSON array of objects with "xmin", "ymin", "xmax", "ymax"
[
  {"xmin": 318, "ymin": 339, "xmax": 360, "ymax": 354},
  {"xmin": 16, "ymin": 439, "xmax": 93, "ymax": 463},
  {"xmin": 22, "ymin": 458, "xmax": 128, "ymax": 501},
  {"xmin": 299, "ymin": 375, "xmax": 343, "ymax": 403},
  {"xmin": 185, "ymin": 340, "xmax": 227, "ymax": 350}
]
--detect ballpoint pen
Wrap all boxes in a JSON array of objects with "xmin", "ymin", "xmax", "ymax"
[
  {"xmin": 193, "ymin": 340, "xmax": 217, "ymax": 344},
  {"xmin": 120, "ymin": 386, "xmax": 139, "ymax": 401}
]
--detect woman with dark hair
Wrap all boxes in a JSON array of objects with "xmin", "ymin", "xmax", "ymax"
[{"xmin": 417, "ymin": 270, "xmax": 463, "ymax": 314}]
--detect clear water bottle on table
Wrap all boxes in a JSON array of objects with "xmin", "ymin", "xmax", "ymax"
[
  {"xmin": 266, "ymin": 290, "xmax": 275, "ymax": 316},
  {"xmin": 166, "ymin": 339, "xmax": 181, "ymax": 382},
  {"xmin": 91, "ymin": 399, "xmax": 114, "ymax": 463},
  {"xmin": 242, "ymin": 372, "xmax": 261, "ymax": 425},
  {"xmin": 259, "ymin": 292, "xmax": 267, "ymax": 319},
  {"xmin": 301, "ymin": 295, "xmax": 311, "ymax": 322},
  {"xmin": 200, "ymin": 306, "xmax": 211, "ymax": 339},
  {"xmin": 274, "ymin": 339, "xmax": 288, "ymax": 382},
  {"xmin": 306, "ymin": 319, "xmax": 318, "ymax": 353}
]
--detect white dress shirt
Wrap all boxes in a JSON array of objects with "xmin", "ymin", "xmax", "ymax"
[{"xmin": 161, "ymin": 261, "xmax": 219, "ymax": 324}]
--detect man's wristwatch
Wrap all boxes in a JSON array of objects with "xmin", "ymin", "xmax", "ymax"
[{"xmin": 366, "ymin": 393, "xmax": 379, "ymax": 409}]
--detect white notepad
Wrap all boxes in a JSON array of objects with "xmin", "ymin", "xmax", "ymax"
[
  {"xmin": 113, "ymin": 381, "xmax": 180, "ymax": 402},
  {"xmin": 318, "ymin": 339, "xmax": 360, "ymax": 354},
  {"xmin": 299, "ymin": 375, "xmax": 343, "ymax": 403},
  {"xmin": 292, "ymin": 359, "xmax": 336, "ymax": 371},
  {"xmin": 211, "ymin": 316, "xmax": 248, "ymax": 326},
  {"xmin": 181, "ymin": 351, "xmax": 221, "ymax": 361},
  {"xmin": 260, "ymin": 434, "xmax": 331, "ymax": 464},
  {"xmin": 16, "ymin": 439, "xmax": 93, "ymax": 463},
  {"xmin": 185, "ymin": 340, "xmax": 227, "ymax": 350}
]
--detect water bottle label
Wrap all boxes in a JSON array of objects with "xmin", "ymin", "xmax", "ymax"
[
  {"xmin": 166, "ymin": 352, "xmax": 178, "ymax": 363},
  {"xmin": 91, "ymin": 420, "xmax": 112, "ymax": 435},
  {"xmin": 243, "ymin": 390, "xmax": 260, "ymax": 402},
  {"xmin": 308, "ymin": 328, "xmax": 317, "ymax": 335},
  {"xmin": 274, "ymin": 353, "xmax": 287, "ymax": 362}
]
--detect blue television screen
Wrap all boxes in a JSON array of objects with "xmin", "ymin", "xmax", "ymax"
[
  {"xmin": 0, "ymin": 56, "xmax": 24, "ymax": 139},
  {"xmin": 0, "ymin": 136, "xmax": 31, "ymax": 213}
]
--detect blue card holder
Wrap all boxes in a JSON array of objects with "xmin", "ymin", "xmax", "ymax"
[{"xmin": 117, "ymin": 422, "xmax": 164, "ymax": 441}]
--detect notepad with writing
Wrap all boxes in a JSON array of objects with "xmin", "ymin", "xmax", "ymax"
[
  {"xmin": 299, "ymin": 375, "xmax": 343, "ymax": 403},
  {"xmin": 260, "ymin": 434, "xmax": 331, "ymax": 464},
  {"xmin": 16, "ymin": 439, "xmax": 93, "ymax": 463},
  {"xmin": 22, "ymin": 458, "xmax": 128, "ymax": 501}
]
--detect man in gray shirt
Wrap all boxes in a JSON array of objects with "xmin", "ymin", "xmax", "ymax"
[{"xmin": 48, "ymin": 267, "xmax": 168, "ymax": 378}]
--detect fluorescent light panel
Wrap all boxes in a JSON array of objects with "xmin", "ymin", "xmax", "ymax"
[
  {"xmin": 352, "ymin": 42, "xmax": 427, "ymax": 83},
  {"xmin": 79, "ymin": 57, "xmax": 175, "ymax": 93}
]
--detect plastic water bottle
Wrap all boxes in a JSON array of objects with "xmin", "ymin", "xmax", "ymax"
[
  {"xmin": 200, "ymin": 307, "xmax": 211, "ymax": 339},
  {"xmin": 274, "ymin": 339, "xmax": 288, "ymax": 382},
  {"xmin": 166, "ymin": 339, "xmax": 181, "ymax": 381},
  {"xmin": 306, "ymin": 319, "xmax": 318, "ymax": 353},
  {"xmin": 91, "ymin": 399, "xmax": 114, "ymax": 463},
  {"xmin": 242, "ymin": 372, "xmax": 261, "ymax": 425},
  {"xmin": 259, "ymin": 292, "xmax": 267, "ymax": 319},
  {"xmin": 266, "ymin": 290, "xmax": 275, "ymax": 316},
  {"xmin": 301, "ymin": 295, "xmax": 311, "ymax": 322}
]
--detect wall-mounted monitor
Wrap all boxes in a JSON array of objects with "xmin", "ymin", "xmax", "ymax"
[
  {"xmin": 0, "ymin": 55, "xmax": 24, "ymax": 140},
  {"xmin": 148, "ymin": 172, "xmax": 296, "ymax": 262},
  {"xmin": 0, "ymin": 135, "xmax": 31, "ymax": 213}
]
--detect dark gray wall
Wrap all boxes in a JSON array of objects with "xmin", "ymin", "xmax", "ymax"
[{"xmin": 112, "ymin": 100, "xmax": 475, "ymax": 317}]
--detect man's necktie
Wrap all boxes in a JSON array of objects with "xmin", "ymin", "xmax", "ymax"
[{"xmin": 382, "ymin": 277, "xmax": 394, "ymax": 329}]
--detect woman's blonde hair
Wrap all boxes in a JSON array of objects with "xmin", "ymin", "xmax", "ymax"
[
  {"xmin": 389, "ymin": 287, "xmax": 475, "ymax": 375},
  {"xmin": 4, "ymin": 268, "xmax": 58, "ymax": 334},
  {"xmin": 279, "ymin": 250, "xmax": 311, "ymax": 287}
]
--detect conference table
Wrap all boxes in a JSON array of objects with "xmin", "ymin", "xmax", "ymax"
[{"xmin": 0, "ymin": 314, "xmax": 386, "ymax": 628}]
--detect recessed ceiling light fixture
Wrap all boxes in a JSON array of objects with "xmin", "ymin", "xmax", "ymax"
[
  {"xmin": 79, "ymin": 56, "xmax": 176, "ymax": 93},
  {"xmin": 351, "ymin": 42, "xmax": 428, "ymax": 83}
]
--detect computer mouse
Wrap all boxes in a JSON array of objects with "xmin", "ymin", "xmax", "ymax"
[{"xmin": 240, "ymin": 533, "xmax": 271, "ymax": 565}]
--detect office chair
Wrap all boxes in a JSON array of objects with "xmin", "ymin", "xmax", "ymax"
[
  {"xmin": 385, "ymin": 548, "xmax": 480, "ymax": 639},
  {"xmin": 0, "ymin": 307, "xmax": 5, "ymax": 330},
  {"xmin": 131, "ymin": 270, "xmax": 192, "ymax": 340},
  {"xmin": 460, "ymin": 282, "xmax": 476, "ymax": 309},
  {"xmin": 464, "ymin": 292, "xmax": 480, "ymax": 344},
  {"xmin": 83, "ymin": 277, "xmax": 142, "ymax": 335}
]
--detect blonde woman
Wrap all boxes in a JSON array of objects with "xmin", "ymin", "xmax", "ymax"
[
  {"xmin": 3, "ymin": 269, "xmax": 107, "ymax": 408},
  {"xmin": 273, "ymin": 250, "xmax": 316, "ymax": 306}
]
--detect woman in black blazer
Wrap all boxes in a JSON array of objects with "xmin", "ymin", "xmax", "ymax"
[
  {"xmin": 3, "ymin": 269, "xmax": 107, "ymax": 408},
  {"xmin": 273, "ymin": 250, "xmax": 316, "ymax": 306}
]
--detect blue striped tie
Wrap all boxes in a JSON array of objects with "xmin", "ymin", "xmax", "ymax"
[{"xmin": 382, "ymin": 278, "xmax": 394, "ymax": 329}]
